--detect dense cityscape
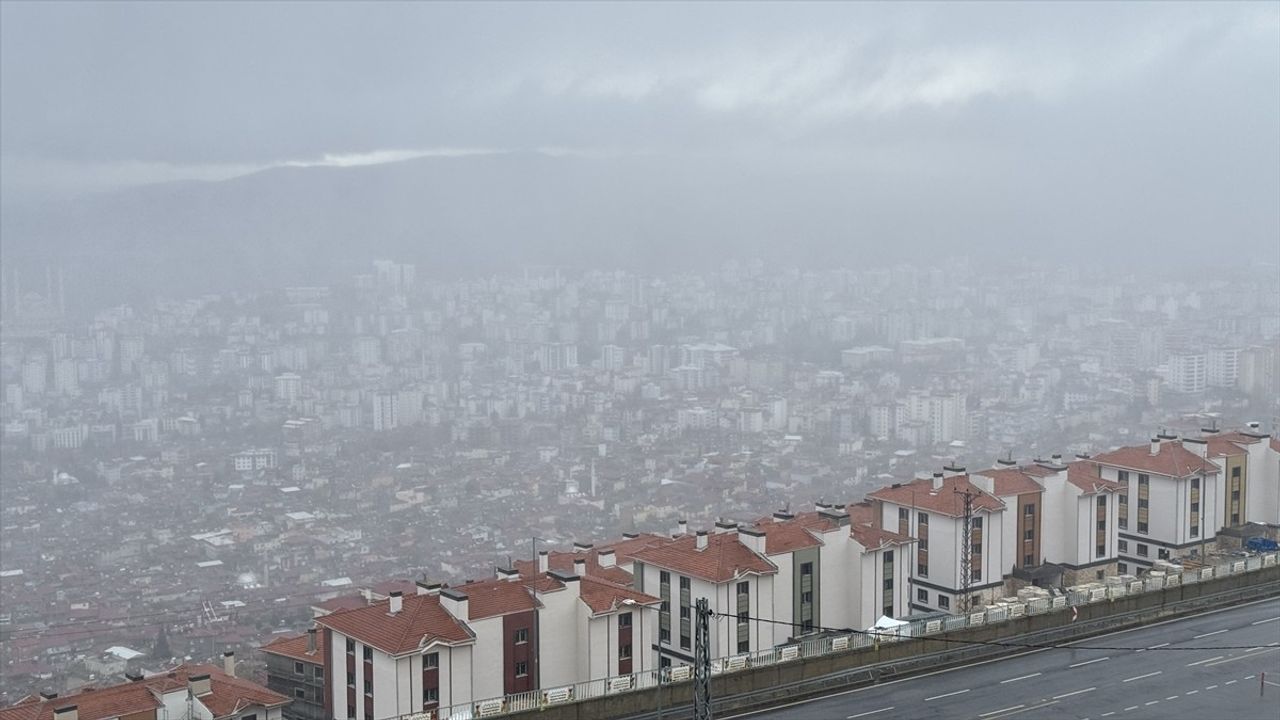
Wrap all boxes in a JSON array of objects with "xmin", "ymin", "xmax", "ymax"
[{"xmin": 1, "ymin": 259, "xmax": 1276, "ymax": 705}]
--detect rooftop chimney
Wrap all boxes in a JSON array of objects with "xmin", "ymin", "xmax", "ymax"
[
  {"xmin": 932, "ymin": 472, "xmax": 944, "ymax": 491},
  {"xmin": 439, "ymin": 588, "xmax": 469, "ymax": 621},
  {"xmin": 1150, "ymin": 438, "xmax": 1161, "ymax": 456},
  {"xmin": 1075, "ymin": 453, "xmax": 1091, "ymax": 460},
  {"xmin": 1050, "ymin": 453, "xmax": 1062, "ymax": 465},
  {"xmin": 772, "ymin": 510, "xmax": 793, "ymax": 522},
  {"xmin": 415, "ymin": 579, "xmax": 433, "ymax": 595},
  {"xmin": 1201, "ymin": 419, "xmax": 1220, "ymax": 435},
  {"xmin": 714, "ymin": 519, "xmax": 737, "ymax": 534},
  {"xmin": 388, "ymin": 591, "xmax": 403, "ymax": 614},
  {"xmin": 695, "ymin": 530, "xmax": 709, "ymax": 550},
  {"xmin": 1184, "ymin": 437, "xmax": 1207, "ymax": 458},
  {"xmin": 52, "ymin": 707, "xmax": 77, "ymax": 720},
  {"xmin": 39, "ymin": 691, "xmax": 57, "ymax": 701},
  {"xmin": 598, "ymin": 549, "xmax": 616, "ymax": 568},
  {"xmin": 496, "ymin": 567, "xmax": 520, "ymax": 582},
  {"xmin": 573, "ymin": 558, "xmax": 587, "ymax": 576},
  {"xmin": 677, "ymin": 520, "xmax": 688, "ymax": 536},
  {"xmin": 188, "ymin": 674, "xmax": 212, "ymax": 697},
  {"xmin": 573, "ymin": 541, "xmax": 593, "ymax": 553},
  {"xmin": 125, "ymin": 671, "xmax": 144, "ymax": 683},
  {"xmin": 223, "ymin": 650, "xmax": 235, "ymax": 676},
  {"xmin": 942, "ymin": 464, "xmax": 965, "ymax": 478},
  {"xmin": 306, "ymin": 628, "xmax": 317, "ymax": 654},
  {"xmin": 538, "ymin": 550, "xmax": 550, "ymax": 573},
  {"xmin": 739, "ymin": 527, "xmax": 766, "ymax": 554},
  {"xmin": 817, "ymin": 505, "xmax": 850, "ymax": 527},
  {"xmin": 622, "ymin": 532, "xmax": 638, "ymax": 539}
]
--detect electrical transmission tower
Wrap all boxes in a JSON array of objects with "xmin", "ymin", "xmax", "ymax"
[
  {"xmin": 959, "ymin": 488, "xmax": 976, "ymax": 613},
  {"xmin": 693, "ymin": 597, "xmax": 712, "ymax": 720}
]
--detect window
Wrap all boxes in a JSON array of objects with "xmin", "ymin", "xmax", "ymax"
[
  {"xmin": 972, "ymin": 542, "xmax": 982, "ymax": 555},
  {"xmin": 917, "ymin": 588, "xmax": 928, "ymax": 602},
  {"xmin": 346, "ymin": 639, "xmax": 355, "ymax": 654},
  {"xmin": 738, "ymin": 639, "xmax": 750, "ymax": 653},
  {"xmin": 514, "ymin": 661, "xmax": 528, "ymax": 678},
  {"xmin": 1192, "ymin": 477, "xmax": 1200, "ymax": 490},
  {"xmin": 513, "ymin": 628, "xmax": 528, "ymax": 645},
  {"xmin": 1158, "ymin": 548, "xmax": 1170, "ymax": 560},
  {"xmin": 619, "ymin": 643, "xmax": 632, "ymax": 660},
  {"xmin": 295, "ymin": 661, "xmax": 305, "ymax": 675},
  {"xmin": 1024, "ymin": 554, "xmax": 1034, "ymax": 566},
  {"xmin": 1025, "ymin": 529, "xmax": 1035, "ymax": 540},
  {"xmin": 737, "ymin": 581, "xmax": 749, "ymax": 597},
  {"xmin": 1138, "ymin": 521, "xmax": 1148, "ymax": 533},
  {"xmin": 1119, "ymin": 540, "xmax": 1128, "ymax": 552},
  {"xmin": 971, "ymin": 567, "xmax": 981, "ymax": 582},
  {"xmin": 939, "ymin": 596, "xmax": 951, "ymax": 610},
  {"xmin": 1138, "ymin": 498, "xmax": 1149, "ymax": 509},
  {"xmin": 1118, "ymin": 562, "xmax": 1128, "ymax": 574},
  {"xmin": 917, "ymin": 563, "xmax": 928, "ymax": 577},
  {"xmin": 801, "ymin": 591, "xmax": 813, "ymax": 604},
  {"xmin": 680, "ymin": 631, "xmax": 690, "ymax": 650},
  {"xmin": 1024, "ymin": 503, "xmax": 1035, "ymax": 515},
  {"xmin": 347, "ymin": 672, "xmax": 355, "ymax": 688},
  {"xmin": 423, "ymin": 687, "xmax": 439, "ymax": 704},
  {"xmin": 660, "ymin": 570, "xmax": 670, "ymax": 585},
  {"xmin": 424, "ymin": 652, "xmax": 439, "ymax": 669},
  {"xmin": 1097, "ymin": 495, "xmax": 1106, "ymax": 507},
  {"xmin": 619, "ymin": 612, "xmax": 632, "ymax": 628},
  {"xmin": 1191, "ymin": 526, "xmax": 1199, "ymax": 538},
  {"xmin": 1096, "ymin": 520, "xmax": 1105, "ymax": 531},
  {"xmin": 884, "ymin": 549, "xmax": 893, "ymax": 563},
  {"xmin": 1190, "ymin": 502, "xmax": 1199, "ymax": 513},
  {"xmin": 972, "ymin": 517, "xmax": 983, "ymax": 529},
  {"xmin": 918, "ymin": 512, "xmax": 929, "ymax": 525},
  {"xmin": 1137, "ymin": 544, "xmax": 1149, "ymax": 557},
  {"xmin": 899, "ymin": 508, "xmax": 909, "ymax": 521},
  {"xmin": 347, "ymin": 707, "xmax": 355, "ymax": 719},
  {"xmin": 680, "ymin": 606, "xmax": 690, "ymax": 619},
  {"xmin": 660, "ymin": 628, "xmax": 671, "ymax": 642},
  {"xmin": 883, "ymin": 578, "xmax": 893, "ymax": 590},
  {"xmin": 1096, "ymin": 544, "xmax": 1106, "ymax": 557},
  {"xmin": 1119, "ymin": 470, "xmax": 1129, "ymax": 482},
  {"xmin": 1232, "ymin": 466, "xmax": 1241, "ymax": 479},
  {"xmin": 918, "ymin": 538, "xmax": 928, "ymax": 550},
  {"xmin": 679, "ymin": 577, "xmax": 690, "ymax": 591},
  {"xmin": 295, "ymin": 688, "xmax": 306, "ymax": 700},
  {"xmin": 314, "ymin": 667, "xmax": 324, "ymax": 680},
  {"xmin": 363, "ymin": 646, "xmax": 372, "ymax": 662},
  {"xmin": 1096, "ymin": 570, "xmax": 1105, "ymax": 580}
]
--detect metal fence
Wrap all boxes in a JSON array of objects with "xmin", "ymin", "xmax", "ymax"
[{"xmin": 405, "ymin": 550, "xmax": 1280, "ymax": 720}]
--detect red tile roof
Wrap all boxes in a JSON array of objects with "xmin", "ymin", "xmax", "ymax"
[
  {"xmin": 746, "ymin": 520, "xmax": 822, "ymax": 555},
  {"xmin": 1066, "ymin": 461, "xmax": 1125, "ymax": 495},
  {"xmin": 578, "ymin": 577, "xmax": 661, "ymax": 615},
  {"xmin": 260, "ymin": 632, "xmax": 326, "ymax": 666},
  {"xmin": 312, "ymin": 595, "xmax": 368, "ymax": 615},
  {"xmin": 453, "ymin": 578, "xmax": 540, "ymax": 620},
  {"xmin": 315, "ymin": 594, "xmax": 472, "ymax": 655},
  {"xmin": 866, "ymin": 475, "xmax": 1004, "ymax": 517},
  {"xmin": 846, "ymin": 501, "xmax": 916, "ymax": 551},
  {"xmin": 629, "ymin": 532, "xmax": 777, "ymax": 583},
  {"xmin": 1092, "ymin": 440, "xmax": 1220, "ymax": 478},
  {"xmin": 0, "ymin": 665, "xmax": 287, "ymax": 720},
  {"xmin": 1206, "ymin": 435, "xmax": 1250, "ymax": 458},
  {"xmin": 511, "ymin": 533, "xmax": 669, "ymax": 586},
  {"xmin": 972, "ymin": 466, "xmax": 1045, "ymax": 496}
]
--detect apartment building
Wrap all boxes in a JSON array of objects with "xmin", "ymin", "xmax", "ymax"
[
  {"xmin": 868, "ymin": 471, "xmax": 1007, "ymax": 613},
  {"xmin": 262, "ymin": 630, "xmax": 326, "ymax": 720},
  {"xmin": 1203, "ymin": 429, "xmax": 1280, "ymax": 527},
  {"xmin": 629, "ymin": 525, "xmax": 778, "ymax": 667},
  {"xmin": 0, "ymin": 664, "xmax": 287, "ymax": 720},
  {"xmin": 1093, "ymin": 436, "xmax": 1220, "ymax": 572}
]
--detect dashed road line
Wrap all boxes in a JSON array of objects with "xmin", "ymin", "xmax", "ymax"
[
  {"xmin": 847, "ymin": 708, "xmax": 894, "ymax": 719},
  {"xmin": 1053, "ymin": 687, "xmax": 1096, "ymax": 699},
  {"xmin": 1187, "ymin": 655, "xmax": 1225, "ymax": 666},
  {"xmin": 1251, "ymin": 616, "xmax": 1279, "ymax": 625},
  {"xmin": 1123, "ymin": 671, "xmax": 1162, "ymax": 682},
  {"xmin": 1123, "ymin": 706, "xmax": 1139, "ymax": 712},
  {"xmin": 1069, "ymin": 657, "xmax": 1109, "ymax": 668},
  {"xmin": 1194, "ymin": 629, "xmax": 1229, "ymax": 639},
  {"xmin": 1000, "ymin": 672, "xmax": 1042, "ymax": 684},
  {"xmin": 1226, "ymin": 680, "xmax": 1238, "ymax": 685},
  {"xmin": 1165, "ymin": 696, "xmax": 1179, "ymax": 700},
  {"xmin": 925, "ymin": 689, "xmax": 970, "ymax": 701},
  {"xmin": 1206, "ymin": 685, "xmax": 1218, "ymax": 690},
  {"xmin": 1145, "ymin": 700, "xmax": 1160, "ymax": 706},
  {"xmin": 978, "ymin": 705, "xmax": 1024, "ymax": 717},
  {"xmin": 1187, "ymin": 690, "xmax": 1199, "ymax": 695}
]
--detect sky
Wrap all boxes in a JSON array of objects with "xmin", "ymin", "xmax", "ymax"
[{"xmin": 2, "ymin": 2, "xmax": 1277, "ymax": 198}]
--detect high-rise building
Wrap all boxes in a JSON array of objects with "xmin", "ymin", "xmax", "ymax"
[
  {"xmin": 1166, "ymin": 352, "xmax": 1207, "ymax": 394},
  {"xmin": 372, "ymin": 391, "xmax": 399, "ymax": 431}
]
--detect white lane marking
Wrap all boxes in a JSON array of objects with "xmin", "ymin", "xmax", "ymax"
[
  {"xmin": 1205, "ymin": 648, "xmax": 1280, "ymax": 666},
  {"xmin": 979, "ymin": 705, "xmax": 1025, "ymax": 717},
  {"xmin": 1244, "ymin": 675, "xmax": 1255, "ymax": 680},
  {"xmin": 1246, "ymin": 647, "xmax": 1267, "ymax": 653},
  {"xmin": 847, "ymin": 708, "xmax": 895, "ymax": 720},
  {"xmin": 1206, "ymin": 685, "xmax": 1218, "ymax": 689},
  {"xmin": 1145, "ymin": 700, "xmax": 1160, "ymax": 706},
  {"xmin": 1123, "ymin": 671, "xmax": 1163, "ymax": 682},
  {"xmin": 1194, "ymin": 629, "xmax": 1229, "ymax": 639},
  {"xmin": 1123, "ymin": 706, "xmax": 1139, "ymax": 712},
  {"xmin": 1053, "ymin": 687, "xmax": 1096, "ymax": 699},
  {"xmin": 1070, "ymin": 657, "xmax": 1109, "ymax": 668},
  {"xmin": 1226, "ymin": 680, "xmax": 1238, "ymax": 685},
  {"xmin": 924, "ymin": 689, "xmax": 970, "ymax": 701},
  {"xmin": 1251, "ymin": 616, "xmax": 1280, "ymax": 625},
  {"xmin": 1102, "ymin": 714, "xmax": 1116, "ymax": 718},
  {"xmin": 1165, "ymin": 696, "xmax": 1179, "ymax": 700},
  {"xmin": 1001, "ymin": 672, "xmax": 1042, "ymax": 684},
  {"xmin": 1187, "ymin": 690, "xmax": 1198, "ymax": 694},
  {"xmin": 983, "ymin": 701, "xmax": 1058, "ymax": 718},
  {"xmin": 1187, "ymin": 655, "xmax": 1225, "ymax": 666},
  {"xmin": 1148, "ymin": 642, "xmax": 1170, "ymax": 649}
]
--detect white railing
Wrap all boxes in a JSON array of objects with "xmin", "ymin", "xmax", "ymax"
[{"xmin": 406, "ymin": 550, "xmax": 1279, "ymax": 719}]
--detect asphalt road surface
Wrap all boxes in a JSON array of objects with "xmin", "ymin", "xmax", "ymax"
[{"xmin": 736, "ymin": 597, "xmax": 1280, "ymax": 720}]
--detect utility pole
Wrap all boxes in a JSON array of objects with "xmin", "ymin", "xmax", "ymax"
[
  {"xmin": 693, "ymin": 598, "xmax": 712, "ymax": 720},
  {"xmin": 959, "ymin": 488, "xmax": 976, "ymax": 613}
]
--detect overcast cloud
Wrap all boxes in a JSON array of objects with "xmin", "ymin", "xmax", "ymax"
[{"xmin": 2, "ymin": 1, "xmax": 1277, "ymax": 199}]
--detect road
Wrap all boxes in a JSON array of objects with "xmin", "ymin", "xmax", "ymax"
[{"xmin": 736, "ymin": 597, "xmax": 1280, "ymax": 720}]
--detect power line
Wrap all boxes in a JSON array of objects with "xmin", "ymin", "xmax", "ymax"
[{"xmin": 713, "ymin": 610, "xmax": 1276, "ymax": 652}]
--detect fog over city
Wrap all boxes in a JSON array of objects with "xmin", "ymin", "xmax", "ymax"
[{"xmin": 0, "ymin": 3, "xmax": 1278, "ymax": 720}]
